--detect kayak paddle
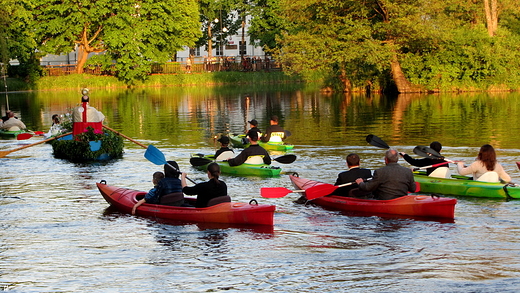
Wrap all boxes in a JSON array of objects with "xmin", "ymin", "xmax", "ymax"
[
  {"xmin": 16, "ymin": 133, "xmax": 34, "ymax": 140},
  {"xmin": 413, "ymin": 145, "xmax": 443, "ymax": 159},
  {"xmin": 412, "ymin": 161, "xmax": 449, "ymax": 171},
  {"xmin": 413, "ymin": 145, "xmax": 458, "ymax": 163},
  {"xmin": 102, "ymin": 125, "xmax": 148, "ymax": 148},
  {"xmin": 260, "ymin": 181, "xmax": 357, "ymax": 200},
  {"xmin": 366, "ymin": 134, "xmax": 390, "ymax": 149},
  {"xmin": 0, "ymin": 132, "xmax": 72, "ymax": 158},
  {"xmin": 260, "ymin": 187, "xmax": 305, "ymax": 198},
  {"xmin": 190, "ymin": 154, "xmax": 296, "ymax": 166},
  {"xmin": 273, "ymin": 154, "xmax": 296, "ymax": 164},
  {"xmin": 305, "ymin": 182, "xmax": 356, "ymax": 200},
  {"xmin": 190, "ymin": 156, "xmax": 213, "ymax": 166},
  {"xmin": 144, "ymin": 144, "xmax": 196, "ymax": 184}
]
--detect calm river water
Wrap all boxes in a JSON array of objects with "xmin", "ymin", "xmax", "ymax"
[{"xmin": 2, "ymin": 86, "xmax": 520, "ymax": 292}]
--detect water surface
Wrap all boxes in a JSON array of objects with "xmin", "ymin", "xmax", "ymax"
[{"xmin": 1, "ymin": 87, "xmax": 520, "ymax": 292}]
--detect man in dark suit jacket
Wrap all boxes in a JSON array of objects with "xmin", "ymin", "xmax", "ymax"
[
  {"xmin": 331, "ymin": 153, "xmax": 372, "ymax": 198},
  {"xmin": 356, "ymin": 149, "xmax": 416, "ymax": 200}
]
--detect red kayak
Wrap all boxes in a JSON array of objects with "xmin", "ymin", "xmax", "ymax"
[
  {"xmin": 97, "ymin": 181, "xmax": 275, "ymax": 226},
  {"xmin": 289, "ymin": 175, "xmax": 456, "ymax": 219}
]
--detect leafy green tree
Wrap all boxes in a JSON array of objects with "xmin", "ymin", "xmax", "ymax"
[
  {"xmin": 33, "ymin": 0, "xmax": 201, "ymax": 83},
  {"xmin": 1, "ymin": 0, "xmax": 42, "ymax": 82},
  {"xmin": 247, "ymin": 0, "xmax": 287, "ymax": 52},
  {"xmin": 196, "ymin": 0, "xmax": 242, "ymax": 60}
]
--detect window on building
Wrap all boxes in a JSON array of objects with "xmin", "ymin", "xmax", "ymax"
[{"xmin": 239, "ymin": 41, "xmax": 247, "ymax": 56}]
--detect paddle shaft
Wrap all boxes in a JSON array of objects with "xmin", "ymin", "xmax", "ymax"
[
  {"xmin": 0, "ymin": 132, "xmax": 72, "ymax": 158},
  {"xmin": 102, "ymin": 125, "xmax": 147, "ymax": 149},
  {"xmin": 260, "ymin": 187, "xmax": 305, "ymax": 198},
  {"xmin": 412, "ymin": 162, "xmax": 449, "ymax": 171}
]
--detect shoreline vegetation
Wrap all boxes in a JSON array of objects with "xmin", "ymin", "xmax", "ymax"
[
  {"xmin": 2, "ymin": 71, "xmax": 519, "ymax": 94},
  {"xmin": 2, "ymin": 71, "xmax": 308, "ymax": 92}
]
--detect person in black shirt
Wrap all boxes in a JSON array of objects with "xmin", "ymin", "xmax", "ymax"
[
  {"xmin": 399, "ymin": 141, "xmax": 449, "ymax": 175},
  {"xmin": 260, "ymin": 115, "xmax": 287, "ymax": 143},
  {"xmin": 332, "ymin": 153, "xmax": 372, "ymax": 198},
  {"xmin": 247, "ymin": 119, "xmax": 262, "ymax": 135},
  {"xmin": 228, "ymin": 129, "xmax": 271, "ymax": 166},
  {"xmin": 214, "ymin": 135, "xmax": 234, "ymax": 159},
  {"xmin": 181, "ymin": 162, "xmax": 228, "ymax": 208}
]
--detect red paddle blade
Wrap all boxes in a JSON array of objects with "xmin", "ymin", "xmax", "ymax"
[
  {"xmin": 33, "ymin": 131, "xmax": 45, "ymax": 135},
  {"xmin": 305, "ymin": 184, "xmax": 339, "ymax": 200},
  {"xmin": 260, "ymin": 187, "xmax": 293, "ymax": 198},
  {"xmin": 16, "ymin": 133, "xmax": 33, "ymax": 140}
]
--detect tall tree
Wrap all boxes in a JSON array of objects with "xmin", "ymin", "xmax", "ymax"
[
  {"xmin": 33, "ymin": 0, "xmax": 201, "ymax": 83},
  {"xmin": 1, "ymin": 0, "xmax": 41, "ymax": 81},
  {"xmin": 196, "ymin": 0, "xmax": 242, "ymax": 60}
]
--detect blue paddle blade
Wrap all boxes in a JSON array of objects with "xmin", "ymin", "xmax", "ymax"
[{"xmin": 144, "ymin": 145, "xmax": 167, "ymax": 165}]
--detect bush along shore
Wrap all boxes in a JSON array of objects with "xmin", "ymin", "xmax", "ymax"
[{"xmin": 2, "ymin": 71, "xmax": 308, "ymax": 92}]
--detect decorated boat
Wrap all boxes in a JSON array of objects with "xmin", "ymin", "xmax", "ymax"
[
  {"xmin": 97, "ymin": 181, "xmax": 275, "ymax": 225},
  {"xmin": 289, "ymin": 174, "xmax": 457, "ymax": 219},
  {"xmin": 230, "ymin": 134, "xmax": 294, "ymax": 152},
  {"xmin": 50, "ymin": 89, "xmax": 124, "ymax": 162},
  {"xmin": 413, "ymin": 171, "xmax": 520, "ymax": 199},
  {"xmin": 51, "ymin": 128, "xmax": 124, "ymax": 162},
  {"xmin": 190, "ymin": 154, "xmax": 282, "ymax": 177}
]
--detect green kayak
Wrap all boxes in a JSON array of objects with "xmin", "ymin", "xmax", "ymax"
[
  {"xmin": 229, "ymin": 134, "xmax": 294, "ymax": 152},
  {"xmin": 0, "ymin": 129, "xmax": 31, "ymax": 139},
  {"xmin": 190, "ymin": 154, "xmax": 282, "ymax": 177},
  {"xmin": 413, "ymin": 171, "xmax": 520, "ymax": 199}
]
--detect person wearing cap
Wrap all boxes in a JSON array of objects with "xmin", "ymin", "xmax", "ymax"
[
  {"xmin": 228, "ymin": 129, "xmax": 271, "ymax": 166},
  {"xmin": 215, "ymin": 135, "xmax": 234, "ymax": 159},
  {"xmin": 260, "ymin": 115, "xmax": 287, "ymax": 143},
  {"xmin": 399, "ymin": 141, "xmax": 449, "ymax": 176},
  {"xmin": 247, "ymin": 119, "xmax": 262, "ymax": 136}
]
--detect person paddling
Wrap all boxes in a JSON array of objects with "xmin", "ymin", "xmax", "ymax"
[
  {"xmin": 181, "ymin": 162, "xmax": 229, "ymax": 208},
  {"xmin": 260, "ymin": 115, "xmax": 287, "ymax": 143},
  {"xmin": 355, "ymin": 149, "xmax": 416, "ymax": 200},
  {"xmin": 456, "ymin": 144, "xmax": 511, "ymax": 183},
  {"xmin": 332, "ymin": 153, "xmax": 372, "ymax": 198},
  {"xmin": 228, "ymin": 129, "xmax": 271, "ymax": 166},
  {"xmin": 399, "ymin": 141, "xmax": 449, "ymax": 176}
]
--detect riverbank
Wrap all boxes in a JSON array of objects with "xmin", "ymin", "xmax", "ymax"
[{"xmin": 2, "ymin": 71, "xmax": 310, "ymax": 92}]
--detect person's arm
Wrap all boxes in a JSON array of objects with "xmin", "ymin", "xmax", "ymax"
[
  {"xmin": 400, "ymin": 153, "xmax": 430, "ymax": 167},
  {"xmin": 357, "ymin": 170, "xmax": 379, "ymax": 191},
  {"xmin": 260, "ymin": 127, "xmax": 271, "ymax": 142},
  {"xmin": 227, "ymin": 151, "xmax": 247, "ymax": 166},
  {"xmin": 457, "ymin": 161, "xmax": 473, "ymax": 176},
  {"xmin": 181, "ymin": 172, "xmax": 189, "ymax": 188},
  {"xmin": 496, "ymin": 163, "xmax": 511, "ymax": 183},
  {"xmin": 132, "ymin": 198, "xmax": 146, "ymax": 215},
  {"xmin": 263, "ymin": 151, "xmax": 272, "ymax": 165}
]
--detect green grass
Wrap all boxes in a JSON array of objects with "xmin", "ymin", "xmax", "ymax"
[{"xmin": 1, "ymin": 71, "xmax": 308, "ymax": 92}]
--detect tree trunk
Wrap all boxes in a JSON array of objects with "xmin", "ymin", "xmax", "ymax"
[
  {"xmin": 339, "ymin": 69, "xmax": 352, "ymax": 92},
  {"xmin": 484, "ymin": 0, "xmax": 498, "ymax": 37},
  {"xmin": 75, "ymin": 24, "xmax": 104, "ymax": 74},
  {"xmin": 76, "ymin": 45, "xmax": 87, "ymax": 74},
  {"xmin": 390, "ymin": 52, "xmax": 421, "ymax": 93}
]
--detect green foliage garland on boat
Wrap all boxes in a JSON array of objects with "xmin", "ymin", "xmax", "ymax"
[{"xmin": 51, "ymin": 127, "xmax": 124, "ymax": 162}]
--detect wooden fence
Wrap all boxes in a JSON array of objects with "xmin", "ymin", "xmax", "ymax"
[{"xmin": 41, "ymin": 57, "xmax": 280, "ymax": 77}]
